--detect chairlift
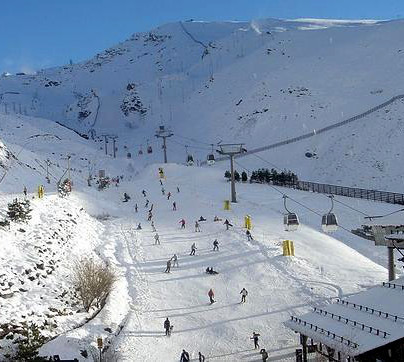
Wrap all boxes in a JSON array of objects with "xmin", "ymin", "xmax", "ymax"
[
  {"xmin": 283, "ymin": 195, "xmax": 300, "ymax": 231},
  {"xmin": 207, "ymin": 153, "xmax": 215, "ymax": 165},
  {"xmin": 147, "ymin": 139, "xmax": 153, "ymax": 154},
  {"xmin": 207, "ymin": 144, "xmax": 215, "ymax": 165},
  {"xmin": 187, "ymin": 154, "xmax": 194, "ymax": 166},
  {"xmin": 184, "ymin": 145, "xmax": 194, "ymax": 166},
  {"xmin": 322, "ymin": 195, "xmax": 338, "ymax": 232}
]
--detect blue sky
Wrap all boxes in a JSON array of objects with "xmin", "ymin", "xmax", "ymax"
[{"xmin": 1, "ymin": 0, "xmax": 403, "ymax": 74}]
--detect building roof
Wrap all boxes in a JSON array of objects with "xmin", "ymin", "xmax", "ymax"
[{"xmin": 284, "ymin": 277, "xmax": 404, "ymax": 356}]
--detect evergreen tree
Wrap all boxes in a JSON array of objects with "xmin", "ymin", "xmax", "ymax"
[
  {"xmin": 14, "ymin": 324, "xmax": 47, "ymax": 361},
  {"xmin": 7, "ymin": 199, "xmax": 32, "ymax": 222},
  {"xmin": 241, "ymin": 171, "xmax": 248, "ymax": 182}
]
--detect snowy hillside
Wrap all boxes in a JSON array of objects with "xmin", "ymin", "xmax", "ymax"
[
  {"xmin": 1, "ymin": 18, "xmax": 404, "ymax": 190},
  {"xmin": 1, "ymin": 17, "xmax": 404, "ymax": 361}
]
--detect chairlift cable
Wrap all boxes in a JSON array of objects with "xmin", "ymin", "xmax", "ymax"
[
  {"xmin": 363, "ymin": 208, "xmax": 404, "ymax": 220},
  {"xmin": 332, "ymin": 198, "xmax": 372, "ymax": 218},
  {"xmin": 250, "ymin": 153, "xmax": 283, "ymax": 171},
  {"xmin": 175, "ymin": 133, "xmax": 213, "ymax": 146}
]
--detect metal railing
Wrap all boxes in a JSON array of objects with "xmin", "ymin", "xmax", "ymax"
[{"xmin": 280, "ymin": 180, "xmax": 404, "ymax": 205}]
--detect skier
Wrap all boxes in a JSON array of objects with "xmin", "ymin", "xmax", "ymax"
[
  {"xmin": 195, "ymin": 221, "xmax": 201, "ymax": 232},
  {"xmin": 246, "ymin": 230, "xmax": 253, "ymax": 241},
  {"xmin": 171, "ymin": 254, "xmax": 179, "ymax": 267},
  {"xmin": 161, "ymin": 187, "xmax": 165, "ymax": 195},
  {"xmin": 164, "ymin": 259, "xmax": 171, "ymax": 273},
  {"xmin": 154, "ymin": 233, "xmax": 160, "ymax": 245},
  {"xmin": 240, "ymin": 288, "xmax": 248, "ymax": 303},
  {"xmin": 177, "ymin": 186, "xmax": 180, "ymax": 193},
  {"xmin": 151, "ymin": 220, "xmax": 156, "ymax": 232},
  {"xmin": 208, "ymin": 288, "xmax": 215, "ymax": 304},
  {"xmin": 173, "ymin": 201, "xmax": 177, "ymax": 211},
  {"xmin": 145, "ymin": 199, "xmax": 149, "ymax": 208},
  {"xmin": 190, "ymin": 242, "xmax": 197, "ymax": 256},
  {"xmin": 179, "ymin": 219, "xmax": 186, "ymax": 229},
  {"xmin": 251, "ymin": 332, "xmax": 260, "ymax": 349},
  {"xmin": 23, "ymin": 186, "xmax": 27, "ymax": 197},
  {"xmin": 180, "ymin": 350, "xmax": 190, "ymax": 362},
  {"xmin": 224, "ymin": 219, "xmax": 233, "ymax": 230},
  {"xmin": 149, "ymin": 203, "xmax": 154, "ymax": 212},
  {"xmin": 123, "ymin": 192, "xmax": 130, "ymax": 202},
  {"xmin": 136, "ymin": 223, "xmax": 142, "ymax": 230},
  {"xmin": 147, "ymin": 211, "xmax": 153, "ymax": 221},
  {"xmin": 142, "ymin": 190, "xmax": 147, "ymax": 197},
  {"xmin": 134, "ymin": 203, "xmax": 138, "ymax": 213},
  {"xmin": 199, "ymin": 216, "xmax": 207, "ymax": 222},
  {"xmin": 213, "ymin": 239, "xmax": 219, "ymax": 251},
  {"xmin": 167, "ymin": 192, "xmax": 171, "ymax": 200},
  {"xmin": 198, "ymin": 351, "xmax": 206, "ymax": 362},
  {"xmin": 160, "ymin": 179, "xmax": 163, "ymax": 186},
  {"xmin": 260, "ymin": 348, "xmax": 269, "ymax": 362},
  {"xmin": 206, "ymin": 267, "xmax": 218, "ymax": 275},
  {"xmin": 164, "ymin": 317, "xmax": 171, "ymax": 336}
]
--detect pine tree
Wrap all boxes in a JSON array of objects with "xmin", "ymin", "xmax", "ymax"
[
  {"xmin": 7, "ymin": 199, "xmax": 32, "ymax": 222},
  {"xmin": 241, "ymin": 171, "xmax": 248, "ymax": 182},
  {"xmin": 14, "ymin": 324, "xmax": 47, "ymax": 361}
]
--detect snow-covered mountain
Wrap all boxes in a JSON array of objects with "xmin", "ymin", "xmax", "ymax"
[
  {"xmin": 1, "ymin": 18, "xmax": 404, "ymax": 190},
  {"xmin": 1, "ymin": 18, "xmax": 404, "ymax": 361}
]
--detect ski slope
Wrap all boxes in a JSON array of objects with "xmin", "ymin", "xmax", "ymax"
[
  {"xmin": 1, "ymin": 16, "xmax": 404, "ymax": 361},
  {"xmin": 36, "ymin": 163, "xmax": 396, "ymax": 361}
]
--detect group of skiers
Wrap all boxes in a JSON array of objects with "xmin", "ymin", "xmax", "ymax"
[
  {"xmin": 179, "ymin": 350, "xmax": 206, "ymax": 362},
  {"xmin": 176, "ymin": 331, "xmax": 266, "ymax": 361},
  {"xmin": 139, "ymin": 179, "xmax": 267, "ymax": 360},
  {"xmin": 164, "ymin": 254, "xmax": 178, "ymax": 273}
]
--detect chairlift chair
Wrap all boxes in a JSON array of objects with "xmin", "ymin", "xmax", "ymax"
[
  {"xmin": 147, "ymin": 139, "xmax": 153, "ymax": 154},
  {"xmin": 322, "ymin": 195, "xmax": 338, "ymax": 232},
  {"xmin": 283, "ymin": 195, "xmax": 300, "ymax": 231},
  {"xmin": 207, "ymin": 153, "xmax": 215, "ymax": 165},
  {"xmin": 207, "ymin": 144, "xmax": 216, "ymax": 165},
  {"xmin": 187, "ymin": 154, "xmax": 194, "ymax": 166}
]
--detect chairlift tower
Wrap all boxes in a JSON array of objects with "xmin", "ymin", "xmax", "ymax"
[
  {"xmin": 155, "ymin": 125, "xmax": 174, "ymax": 163},
  {"xmin": 217, "ymin": 143, "xmax": 246, "ymax": 203},
  {"xmin": 110, "ymin": 135, "xmax": 118, "ymax": 158}
]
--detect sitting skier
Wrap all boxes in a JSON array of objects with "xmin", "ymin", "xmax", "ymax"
[
  {"xmin": 199, "ymin": 216, "xmax": 207, "ymax": 222},
  {"xmin": 205, "ymin": 267, "xmax": 218, "ymax": 275}
]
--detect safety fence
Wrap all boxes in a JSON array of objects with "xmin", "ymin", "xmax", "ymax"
[{"xmin": 279, "ymin": 180, "xmax": 404, "ymax": 205}]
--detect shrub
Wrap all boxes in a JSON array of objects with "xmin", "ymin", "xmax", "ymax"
[
  {"xmin": 58, "ymin": 178, "xmax": 72, "ymax": 197},
  {"xmin": 72, "ymin": 258, "xmax": 118, "ymax": 312},
  {"xmin": 97, "ymin": 177, "xmax": 110, "ymax": 191}
]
